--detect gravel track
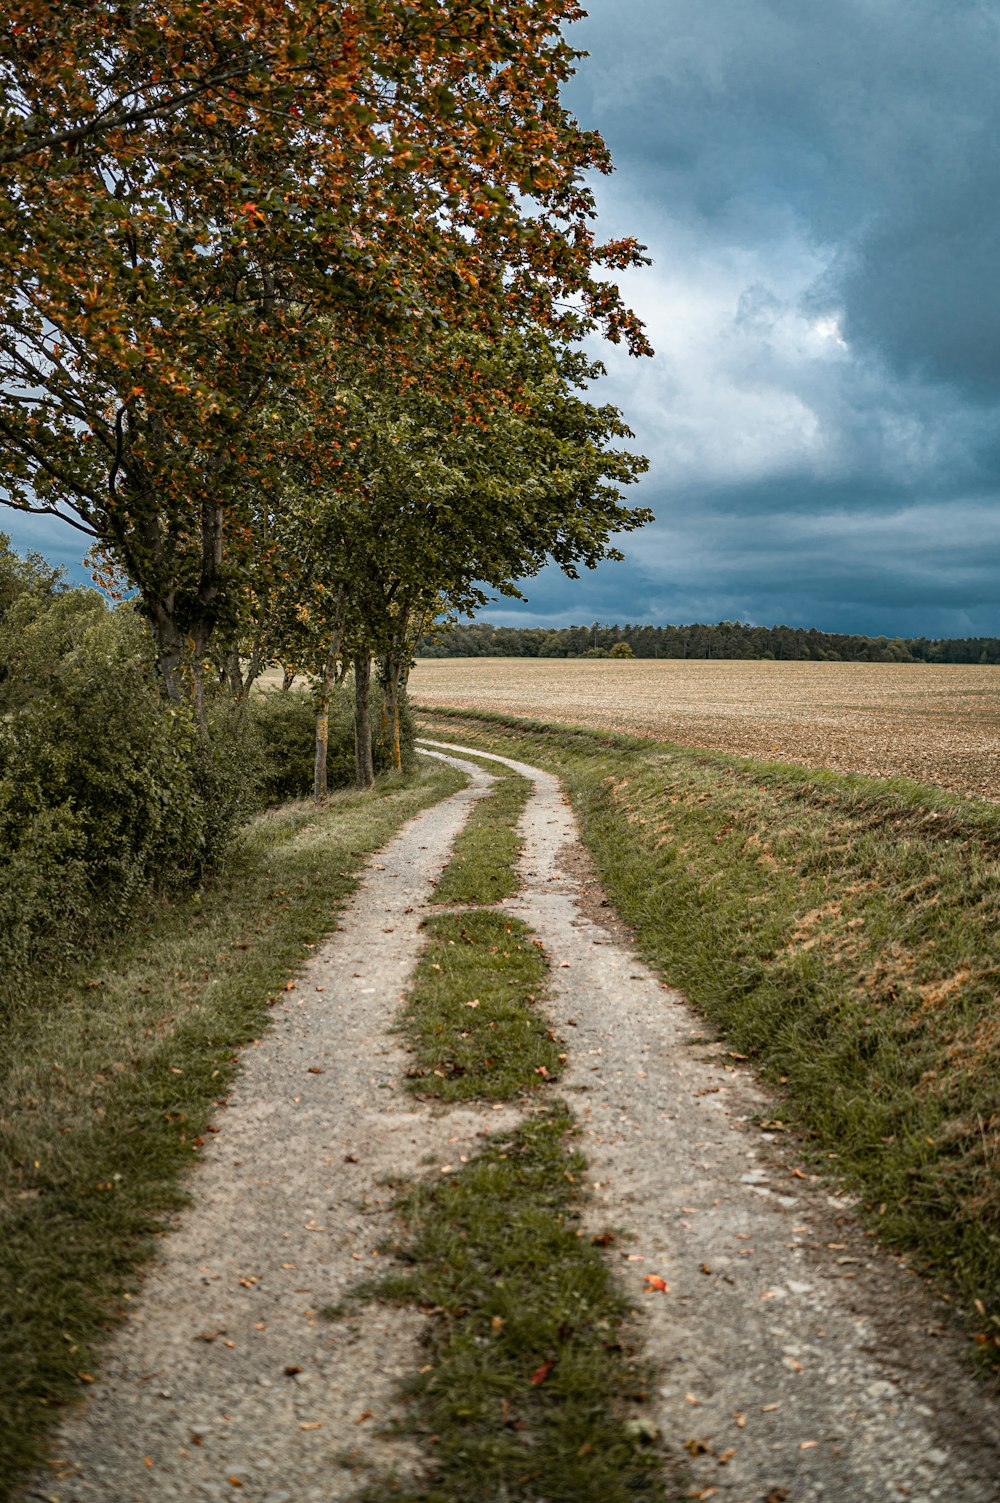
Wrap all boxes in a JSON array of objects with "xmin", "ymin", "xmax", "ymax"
[
  {"xmin": 422, "ymin": 738, "xmax": 1000, "ymax": 1503},
  {"xmin": 24, "ymin": 756, "xmax": 523, "ymax": 1503},
  {"xmin": 24, "ymin": 743, "xmax": 1000, "ymax": 1503}
]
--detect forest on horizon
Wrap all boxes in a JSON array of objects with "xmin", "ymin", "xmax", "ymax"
[{"xmin": 419, "ymin": 620, "xmax": 1000, "ymax": 664}]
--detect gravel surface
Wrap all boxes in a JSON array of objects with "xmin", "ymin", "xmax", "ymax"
[
  {"xmin": 25, "ymin": 743, "xmax": 1000, "ymax": 1503},
  {"xmin": 24, "ymin": 756, "xmax": 522, "ymax": 1503},
  {"xmin": 411, "ymin": 658, "xmax": 1000, "ymax": 800},
  {"xmin": 424, "ymin": 738, "xmax": 1000, "ymax": 1503}
]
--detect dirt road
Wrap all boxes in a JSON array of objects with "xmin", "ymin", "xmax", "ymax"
[{"xmin": 26, "ymin": 744, "xmax": 1000, "ymax": 1503}]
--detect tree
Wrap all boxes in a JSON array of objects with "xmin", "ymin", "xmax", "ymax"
[
  {"xmin": 609, "ymin": 640, "xmax": 634, "ymax": 658},
  {"xmin": 287, "ymin": 328, "xmax": 651, "ymax": 788},
  {"xmin": 0, "ymin": 1, "xmax": 651, "ymax": 704}
]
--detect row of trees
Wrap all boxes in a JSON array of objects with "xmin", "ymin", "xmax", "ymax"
[
  {"xmin": 420, "ymin": 620, "xmax": 1000, "ymax": 664},
  {"xmin": 0, "ymin": 1, "xmax": 652, "ymax": 792}
]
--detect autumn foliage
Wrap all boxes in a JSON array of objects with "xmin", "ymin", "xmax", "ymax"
[{"xmin": 0, "ymin": 0, "xmax": 651, "ymax": 778}]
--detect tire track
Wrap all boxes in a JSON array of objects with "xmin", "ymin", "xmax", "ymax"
[{"xmin": 421, "ymin": 737, "xmax": 1000, "ymax": 1503}]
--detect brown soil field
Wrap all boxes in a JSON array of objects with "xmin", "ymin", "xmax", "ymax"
[{"xmin": 411, "ymin": 657, "xmax": 1000, "ymax": 801}]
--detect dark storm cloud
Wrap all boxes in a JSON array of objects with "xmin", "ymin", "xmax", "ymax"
[
  {"xmin": 568, "ymin": 0, "xmax": 1000, "ymax": 393},
  {"xmin": 483, "ymin": 0, "xmax": 1000, "ymax": 635}
]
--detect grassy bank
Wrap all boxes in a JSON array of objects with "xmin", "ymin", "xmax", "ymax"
[
  {"xmin": 430, "ymin": 762, "xmax": 532, "ymax": 906},
  {"xmin": 400, "ymin": 910, "xmax": 563, "ymax": 1101},
  {"xmin": 0, "ymin": 763, "xmax": 463, "ymax": 1498},
  {"xmin": 415, "ymin": 705, "xmax": 1000, "ymax": 1361}
]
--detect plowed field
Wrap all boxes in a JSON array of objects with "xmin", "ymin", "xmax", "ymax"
[{"xmin": 411, "ymin": 658, "xmax": 1000, "ymax": 800}]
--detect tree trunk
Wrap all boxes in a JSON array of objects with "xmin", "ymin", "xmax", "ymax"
[
  {"xmin": 281, "ymin": 665, "xmax": 296, "ymax": 691},
  {"xmin": 149, "ymin": 600, "xmax": 185, "ymax": 704},
  {"xmin": 353, "ymin": 650, "xmax": 375, "ymax": 789},
  {"xmin": 314, "ymin": 591, "xmax": 346, "ymax": 802},
  {"xmin": 383, "ymin": 653, "xmax": 404, "ymax": 772},
  {"xmin": 225, "ymin": 648, "xmax": 245, "ymax": 698}
]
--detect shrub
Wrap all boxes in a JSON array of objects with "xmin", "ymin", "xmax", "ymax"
[
  {"xmin": 248, "ymin": 686, "xmax": 331, "ymax": 804},
  {"xmin": 0, "ymin": 599, "xmax": 245, "ymax": 991},
  {"xmin": 248, "ymin": 676, "xmax": 416, "ymax": 803}
]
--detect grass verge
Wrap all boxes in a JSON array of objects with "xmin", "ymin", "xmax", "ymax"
[
  {"xmin": 415, "ymin": 705, "xmax": 1000, "ymax": 1362},
  {"xmin": 400, "ymin": 911, "xmax": 563, "ymax": 1101},
  {"xmin": 428, "ymin": 758, "xmax": 531, "ymax": 906},
  {"xmin": 354, "ymin": 1106, "xmax": 669, "ymax": 1503},
  {"xmin": 0, "ymin": 763, "xmax": 464, "ymax": 1499}
]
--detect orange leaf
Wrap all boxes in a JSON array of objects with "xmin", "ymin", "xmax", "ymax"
[
  {"xmin": 643, "ymin": 1275, "xmax": 669, "ymax": 1293},
  {"xmin": 530, "ymin": 1358, "xmax": 554, "ymax": 1386}
]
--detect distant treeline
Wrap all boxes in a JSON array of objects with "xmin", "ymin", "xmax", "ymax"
[{"xmin": 418, "ymin": 621, "xmax": 1000, "ymax": 664}]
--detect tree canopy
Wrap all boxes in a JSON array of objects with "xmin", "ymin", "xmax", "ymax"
[{"xmin": 1, "ymin": 2, "xmax": 655, "ymax": 776}]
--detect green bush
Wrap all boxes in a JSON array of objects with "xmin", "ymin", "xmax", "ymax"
[
  {"xmin": 0, "ymin": 599, "xmax": 245, "ymax": 990},
  {"xmin": 249, "ymin": 687, "xmax": 335, "ymax": 804},
  {"xmin": 0, "ymin": 544, "xmax": 418, "ymax": 991},
  {"xmin": 248, "ymin": 676, "xmax": 416, "ymax": 804}
]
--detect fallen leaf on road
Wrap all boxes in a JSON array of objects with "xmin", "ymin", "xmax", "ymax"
[
  {"xmin": 143, "ymin": 1456, "xmax": 153, "ymax": 1469},
  {"xmin": 644, "ymin": 1275, "xmax": 669, "ymax": 1292},
  {"xmin": 354, "ymin": 1412, "xmax": 372, "ymax": 1424},
  {"xmin": 717, "ymin": 1447, "xmax": 736, "ymax": 1464},
  {"xmin": 299, "ymin": 1421, "xmax": 323, "ymax": 1430},
  {"xmin": 684, "ymin": 1437, "xmax": 711, "ymax": 1456},
  {"xmin": 800, "ymin": 1440, "xmax": 818, "ymax": 1450}
]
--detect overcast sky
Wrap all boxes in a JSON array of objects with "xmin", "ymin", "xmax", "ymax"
[
  {"xmin": 5, "ymin": 0, "xmax": 1000, "ymax": 638},
  {"xmin": 494, "ymin": 0, "xmax": 1000, "ymax": 637}
]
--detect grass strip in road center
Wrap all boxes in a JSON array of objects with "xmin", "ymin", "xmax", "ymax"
[
  {"xmin": 0, "ymin": 763, "xmax": 465, "ymax": 1501},
  {"xmin": 415, "ymin": 706, "xmax": 1000, "ymax": 1365},
  {"xmin": 400, "ymin": 911, "xmax": 563, "ymax": 1102},
  {"xmin": 355, "ymin": 1105, "xmax": 671, "ymax": 1503},
  {"xmin": 428, "ymin": 758, "xmax": 531, "ymax": 906}
]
